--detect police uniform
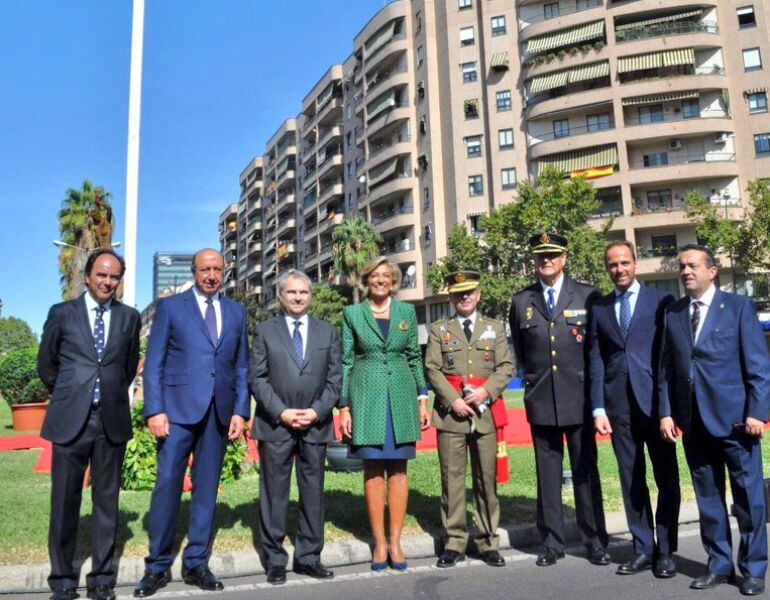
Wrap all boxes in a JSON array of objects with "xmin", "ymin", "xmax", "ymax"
[
  {"xmin": 508, "ymin": 233, "xmax": 608, "ymax": 564},
  {"xmin": 425, "ymin": 271, "xmax": 513, "ymax": 564}
]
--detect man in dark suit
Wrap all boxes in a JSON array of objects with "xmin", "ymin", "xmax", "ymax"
[
  {"xmin": 659, "ymin": 244, "xmax": 770, "ymax": 596},
  {"xmin": 588, "ymin": 240, "xmax": 679, "ymax": 578},
  {"xmin": 38, "ymin": 249, "xmax": 141, "ymax": 600},
  {"xmin": 134, "ymin": 248, "xmax": 249, "ymax": 597},
  {"xmin": 250, "ymin": 269, "xmax": 342, "ymax": 585},
  {"xmin": 509, "ymin": 232, "xmax": 609, "ymax": 568}
]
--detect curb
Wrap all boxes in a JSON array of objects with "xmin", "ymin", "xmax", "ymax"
[{"xmin": 0, "ymin": 502, "xmax": 701, "ymax": 594}]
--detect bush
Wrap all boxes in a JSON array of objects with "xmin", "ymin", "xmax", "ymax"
[
  {"xmin": 0, "ymin": 347, "xmax": 47, "ymax": 406},
  {"xmin": 0, "ymin": 317, "xmax": 38, "ymax": 359}
]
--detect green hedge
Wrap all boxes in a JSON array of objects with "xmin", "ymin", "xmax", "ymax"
[{"xmin": 0, "ymin": 347, "xmax": 48, "ymax": 406}]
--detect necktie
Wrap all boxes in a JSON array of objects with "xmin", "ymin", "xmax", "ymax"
[
  {"xmin": 205, "ymin": 298, "xmax": 218, "ymax": 343},
  {"xmin": 93, "ymin": 306, "xmax": 106, "ymax": 406},
  {"xmin": 293, "ymin": 320, "xmax": 304, "ymax": 365},
  {"xmin": 691, "ymin": 300, "xmax": 701, "ymax": 341},
  {"xmin": 547, "ymin": 288, "xmax": 556, "ymax": 317},
  {"xmin": 619, "ymin": 291, "xmax": 632, "ymax": 338},
  {"xmin": 463, "ymin": 319, "xmax": 473, "ymax": 342}
]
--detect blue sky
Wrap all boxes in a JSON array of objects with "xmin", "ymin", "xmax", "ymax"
[{"xmin": 0, "ymin": 0, "xmax": 387, "ymax": 334}]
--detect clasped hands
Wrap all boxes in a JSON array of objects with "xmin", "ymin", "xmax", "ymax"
[
  {"xmin": 659, "ymin": 415, "xmax": 764, "ymax": 443},
  {"xmin": 451, "ymin": 386, "xmax": 490, "ymax": 419},
  {"xmin": 147, "ymin": 413, "xmax": 246, "ymax": 441},
  {"xmin": 281, "ymin": 408, "xmax": 318, "ymax": 430}
]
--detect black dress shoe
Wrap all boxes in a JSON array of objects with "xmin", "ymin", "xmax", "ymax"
[
  {"xmin": 266, "ymin": 566, "xmax": 286, "ymax": 585},
  {"xmin": 480, "ymin": 550, "xmax": 506, "ymax": 567},
  {"xmin": 536, "ymin": 546, "xmax": 564, "ymax": 567},
  {"xmin": 690, "ymin": 572, "xmax": 734, "ymax": 589},
  {"xmin": 293, "ymin": 561, "xmax": 334, "ymax": 579},
  {"xmin": 616, "ymin": 553, "xmax": 652, "ymax": 575},
  {"xmin": 87, "ymin": 585, "xmax": 115, "ymax": 600},
  {"xmin": 182, "ymin": 565, "xmax": 224, "ymax": 591},
  {"xmin": 653, "ymin": 555, "xmax": 677, "ymax": 578},
  {"xmin": 133, "ymin": 569, "xmax": 171, "ymax": 598},
  {"xmin": 587, "ymin": 545, "xmax": 611, "ymax": 566},
  {"xmin": 436, "ymin": 549, "xmax": 465, "ymax": 568},
  {"xmin": 50, "ymin": 590, "xmax": 79, "ymax": 600},
  {"xmin": 740, "ymin": 577, "xmax": 765, "ymax": 596}
]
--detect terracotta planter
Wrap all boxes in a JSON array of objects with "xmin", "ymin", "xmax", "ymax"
[{"xmin": 10, "ymin": 401, "xmax": 49, "ymax": 432}]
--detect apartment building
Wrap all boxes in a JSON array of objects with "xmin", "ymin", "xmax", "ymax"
[{"xmin": 222, "ymin": 0, "xmax": 770, "ymax": 332}]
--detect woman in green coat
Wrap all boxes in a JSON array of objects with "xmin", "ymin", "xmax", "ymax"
[{"xmin": 339, "ymin": 256, "xmax": 429, "ymax": 571}]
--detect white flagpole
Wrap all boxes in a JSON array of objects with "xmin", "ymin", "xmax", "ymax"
[{"xmin": 123, "ymin": 0, "xmax": 145, "ymax": 308}]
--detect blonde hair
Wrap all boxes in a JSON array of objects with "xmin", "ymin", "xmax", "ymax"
[{"xmin": 359, "ymin": 256, "xmax": 401, "ymax": 297}]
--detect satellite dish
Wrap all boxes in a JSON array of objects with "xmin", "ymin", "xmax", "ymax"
[
  {"xmin": 406, "ymin": 265, "xmax": 416, "ymax": 277},
  {"xmin": 358, "ymin": 175, "xmax": 366, "ymax": 184}
]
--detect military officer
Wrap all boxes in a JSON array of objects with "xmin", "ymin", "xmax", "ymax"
[
  {"xmin": 425, "ymin": 270, "xmax": 513, "ymax": 569},
  {"xmin": 509, "ymin": 233, "xmax": 609, "ymax": 568}
]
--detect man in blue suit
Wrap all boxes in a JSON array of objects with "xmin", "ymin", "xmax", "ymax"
[
  {"xmin": 589, "ymin": 241, "xmax": 679, "ymax": 578},
  {"xmin": 134, "ymin": 248, "xmax": 250, "ymax": 597},
  {"xmin": 659, "ymin": 244, "xmax": 770, "ymax": 596}
]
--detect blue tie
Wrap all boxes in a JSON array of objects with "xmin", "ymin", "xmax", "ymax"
[
  {"xmin": 92, "ymin": 305, "xmax": 106, "ymax": 406},
  {"xmin": 293, "ymin": 320, "xmax": 304, "ymax": 365},
  {"xmin": 619, "ymin": 291, "xmax": 632, "ymax": 338},
  {"xmin": 205, "ymin": 298, "xmax": 218, "ymax": 343},
  {"xmin": 547, "ymin": 288, "xmax": 556, "ymax": 317}
]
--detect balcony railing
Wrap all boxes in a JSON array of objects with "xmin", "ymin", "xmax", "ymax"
[
  {"xmin": 624, "ymin": 109, "xmax": 729, "ymax": 127},
  {"xmin": 385, "ymin": 239, "xmax": 413, "ymax": 254},
  {"xmin": 629, "ymin": 152, "xmax": 735, "ymax": 169},
  {"xmin": 366, "ymin": 32, "xmax": 406, "ymax": 63},
  {"xmin": 620, "ymin": 65, "xmax": 725, "ymax": 85},
  {"xmin": 372, "ymin": 203, "xmax": 414, "ymax": 225},
  {"xmin": 631, "ymin": 200, "xmax": 688, "ymax": 214},
  {"xmin": 519, "ymin": 0, "xmax": 603, "ymax": 29},
  {"xmin": 366, "ymin": 65, "xmax": 409, "ymax": 95},
  {"xmin": 369, "ymin": 133, "xmax": 411, "ymax": 159},
  {"xmin": 302, "ymin": 193, "xmax": 317, "ymax": 210},
  {"xmin": 638, "ymin": 245, "xmax": 678, "ymax": 258},
  {"xmin": 529, "ymin": 121, "xmax": 614, "ymax": 145},
  {"xmin": 616, "ymin": 21, "xmax": 718, "ymax": 43},
  {"xmin": 368, "ymin": 100, "xmax": 410, "ymax": 123},
  {"xmin": 590, "ymin": 200, "xmax": 622, "ymax": 217}
]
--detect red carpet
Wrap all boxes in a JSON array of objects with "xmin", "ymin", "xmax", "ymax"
[{"xmin": 0, "ymin": 433, "xmax": 52, "ymax": 472}]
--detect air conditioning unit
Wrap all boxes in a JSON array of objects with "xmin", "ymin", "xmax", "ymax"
[
  {"xmin": 669, "ymin": 139, "xmax": 683, "ymax": 150},
  {"xmin": 714, "ymin": 133, "xmax": 729, "ymax": 144}
]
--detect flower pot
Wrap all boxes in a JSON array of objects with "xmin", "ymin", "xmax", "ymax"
[
  {"xmin": 10, "ymin": 401, "xmax": 49, "ymax": 432},
  {"xmin": 326, "ymin": 440, "xmax": 363, "ymax": 472}
]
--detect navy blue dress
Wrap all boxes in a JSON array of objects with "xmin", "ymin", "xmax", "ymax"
[{"xmin": 348, "ymin": 318, "xmax": 417, "ymax": 460}]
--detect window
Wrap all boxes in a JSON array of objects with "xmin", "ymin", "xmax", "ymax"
[
  {"xmin": 682, "ymin": 99, "xmax": 700, "ymax": 119},
  {"xmin": 415, "ymin": 10, "xmax": 422, "ymax": 33},
  {"xmin": 458, "ymin": 0, "xmax": 472, "ymax": 9},
  {"xmin": 646, "ymin": 189, "xmax": 673, "ymax": 209},
  {"xmin": 346, "ymin": 131, "xmax": 353, "ymax": 149},
  {"xmin": 543, "ymin": 2, "xmax": 560, "ymax": 19},
  {"xmin": 417, "ymin": 45, "xmax": 425, "ymax": 67},
  {"xmin": 586, "ymin": 113, "xmax": 611, "ymax": 132},
  {"xmin": 576, "ymin": 0, "xmax": 592, "ymax": 8},
  {"xmin": 651, "ymin": 234, "xmax": 678, "ymax": 256},
  {"xmin": 465, "ymin": 135, "xmax": 482, "ymax": 157},
  {"xmin": 491, "ymin": 15, "xmax": 506, "ymax": 36},
  {"xmin": 743, "ymin": 48, "xmax": 762, "ymax": 71},
  {"xmin": 553, "ymin": 119, "xmax": 570, "ymax": 139},
  {"xmin": 429, "ymin": 302, "xmax": 451, "ymax": 323},
  {"xmin": 347, "ymin": 103, "xmax": 353, "ymax": 119},
  {"xmin": 461, "ymin": 61, "xmax": 477, "ymax": 82},
  {"xmin": 499, "ymin": 128, "xmax": 514, "ymax": 149},
  {"xmin": 469, "ymin": 214, "xmax": 485, "ymax": 236},
  {"xmin": 460, "ymin": 26, "xmax": 475, "ymax": 46},
  {"xmin": 468, "ymin": 175, "xmax": 483, "ymax": 196},
  {"xmin": 644, "ymin": 278, "xmax": 680, "ymax": 297},
  {"xmin": 755, "ymin": 133, "xmax": 770, "ymax": 155},
  {"xmin": 749, "ymin": 92, "xmax": 768, "ymax": 114},
  {"xmin": 496, "ymin": 90, "xmax": 512, "ymax": 111},
  {"xmin": 464, "ymin": 99, "xmax": 479, "ymax": 119},
  {"xmin": 639, "ymin": 104, "xmax": 664, "ymax": 124},
  {"xmin": 737, "ymin": 6, "xmax": 756, "ymax": 28},
  {"xmin": 348, "ymin": 193, "xmax": 354, "ymax": 210},
  {"xmin": 423, "ymin": 187, "xmax": 431, "ymax": 209},
  {"xmin": 501, "ymin": 168, "xmax": 517, "ymax": 189},
  {"xmin": 424, "ymin": 224, "xmax": 433, "ymax": 245},
  {"xmin": 347, "ymin": 162, "xmax": 353, "ymax": 180},
  {"xmin": 643, "ymin": 152, "xmax": 669, "ymax": 167}
]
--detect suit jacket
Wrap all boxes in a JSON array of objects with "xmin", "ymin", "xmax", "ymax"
[
  {"xmin": 509, "ymin": 275, "xmax": 600, "ymax": 427},
  {"xmin": 425, "ymin": 315, "xmax": 513, "ymax": 434},
  {"xmin": 588, "ymin": 284, "xmax": 674, "ymax": 418},
  {"xmin": 249, "ymin": 314, "xmax": 342, "ymax": 443},
  {"xmin": 37, "ymin": 295, "xmax": 141, "ymax": 445},
  {"xmin": 658, "ymin": 289, "xmax": 770, "ymax": 437},
  {"xmin": 340, "ymin": 299, "xmax": 427, "ymax": 446},
  {"xmin": 143, "ymin": 288, "xmax": 250, "ymax": 425}
]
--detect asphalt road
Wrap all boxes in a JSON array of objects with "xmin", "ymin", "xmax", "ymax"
[{"xmin": 20, "ymin": 523, "xmax": 758, "ymax": 600}]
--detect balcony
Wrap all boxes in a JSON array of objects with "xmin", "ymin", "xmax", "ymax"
[
  {"xmin": 277, "ymin": 192, "xmax": 296, "ymax": 209},
  {"xmin": 371, "ymin": 203, "xmax": 413, "ymax": 226},
  {"xmin": 366, "ymin": 64, "xmax": 409, "ymax": 99},
  {"xmin": 276, "ymin": 218, "xmax": 297, "ymax": 237},
  {"xmin": 384, "ymin": 238, "xmax": 414, "ymax": 257},
  {"xmin": 590, "ymin": 199, "xmax": 623, "ymax": 218},
  {"xmin": 616, "ymin": 20, "xmax": 718, "ymax": 44},
  {"xmin": 637, "ymin": 245, "xmax": 678, "ymax": 258},
  {"xmin": 624, "ymin": 108, "xmax": 729, "ymax": 127},
  {"xmin": 619, "ymin": 65, "xmax": 725, "ymax": 86},
  {"xmin": 369, "ymin": 132, "xmax": 411, "ymax": 160},
  {"xmin": 629, "ymin": 152, "xmax": 735, "ymax": 170},
  {"xmin": 318, "ymin": 182, "xmax": 344, "ymax": 204},
  {"xmin": 528, "ymin": 120, "xmax": 615, "ymax": 148},
  {"xmin": 317, "ymin": 212, "xmax": 344, "ymax": 234},
  {"xmin": 317, "ymin": 152, "xmax": 343, "ymax": 180},
  {"xmin": 519, "ymin": 0, "xmax": 603, "ymax": 31}
]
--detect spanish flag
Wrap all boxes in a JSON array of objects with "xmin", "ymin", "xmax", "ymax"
[{"xmin": 570, "ymin": 165, "xmax": 614, "ymax": 180}]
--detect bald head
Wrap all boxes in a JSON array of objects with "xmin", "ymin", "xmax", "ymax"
[{"xmin": 192, "ymin": 248, "xmax": 224, "ymax": 296}]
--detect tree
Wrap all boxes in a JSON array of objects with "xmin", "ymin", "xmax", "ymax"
[
  {"xmin": 427, "ymin": 168, "xmax": 613, "ymax": 320},
  {"xmin": 58, "ymin": 179, "xmax": 114, "ymax": 300},
  {"xmin": 0, "ymin": 316, "xmax": 37, "ymax": 360},
  {"xmin": 232, "ymin": 292, "xmax": 274, "ymax": 336},
  {"xmin": 331, "ymin": 217, "xmax": 382, "ymax": 304},
  {"xmin": 308, "ymin": 284, "xmax": 350, "ymax": 331}
]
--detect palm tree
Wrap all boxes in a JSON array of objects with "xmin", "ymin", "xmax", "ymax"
[
  {"xmin": 331, "ymin": 217, "xmax": 383, "ymax": 303},
  {"xmin": 57, "ymin": 179, "xmax": 113, "ymax": 299}
]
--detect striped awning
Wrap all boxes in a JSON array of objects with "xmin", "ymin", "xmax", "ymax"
[
  {"xmin": 368, "ymin": 157, "xmax": 399, "ymax": 187},
  {"xmin": 568, "ymin": 60, "xmax": 610, "ymax": 83},
  {"xmin": 525, "ymin": 20, "xmax": 605, "ymax": 55},
  {"xmin": 491, "ymin": 52, "xmax": 509, "ymax": 70},
  {"xmin": 622, "ymin": 91, "xmax": 699, "ymax": 106},
  {"xmin": 615, "ymin": 9, "xmax": 702, "ymax": 31},
  {"xmin": 529, "ymin": 70, "xmax": 569, "ymax": 95},
  {"xmin": 528, "ymin": 61, "xmax": 609, "ymax": 95},
  {"xmin": 745, "ymin": 87, "xmax": 767, "ymax": 95},
  {"xmin": 617, "ymin": 48, "xmax": 694, "ymax": 73},
  {"xmin": 538, "ymin": 144, "xmax": 618, "ymax": 173},
  {"xmin": 365, "ymin": 21, "xmax": 396, "ymax": 55},
  {"xmin": 367, "ymin": 90, "xmax": 396, "ymax": 121}
]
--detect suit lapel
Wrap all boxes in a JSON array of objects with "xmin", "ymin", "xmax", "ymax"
[
  {"xmin": 604, "ymin": 295, "xmax": 623, "ymax": 342},
  {"xmin": 360, "ymin": 301, "xmax": 386, "ymax": 342},
  {"xmin": 302, "ymin": 317, "xmax": 320, "ymax": 370},
  {"xmin": 696, "ymin": 289, "xmax": 724, "ymax": 346},
  {"xmin": 469, "ymin": 315, "xmax": 484, "ymax": 345},
  {"xmin": 75, "ymin": 295, "xmax": 99, "ymax": 360},
  {"xmin": 677, "ymin": 300, "xmax": 694, "ymax": 349},
  {"xmin": 102, "ymin": 301, "xmax": 124, "ymax": 360},
  {"xmin": 274, "ymin": 315, "xmax": 301, "ymax": 368},
  {"xmin": 552, "ymin": 277, "xmax": 573, "ymax": 319},
  {"xmin": 446, "ymin": 317, "xmax": 466, "ymax": 345},
  {"xmin": 184, "ymin": 289, "xmax": 215, "ymax": 347},
  {"xmin": 216, "ymin": 298, "xmax": 228, "ymax": 349},
  {"xmin": 530, "ymin": 286, "xmax": 550, "ymax": 321}
]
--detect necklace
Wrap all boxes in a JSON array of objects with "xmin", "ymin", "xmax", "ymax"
[{"xmin": 369, "ymin": 297, "xmax": 391, "ymax": 314}]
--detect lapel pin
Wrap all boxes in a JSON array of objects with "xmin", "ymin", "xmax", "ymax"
[
  {"xmin": 398, "ymin": 320, "xmax": 409, "ymax": 331},
  {"xmin": 525, "ymin": 307, "xmax": 534, "ymax": 321}
]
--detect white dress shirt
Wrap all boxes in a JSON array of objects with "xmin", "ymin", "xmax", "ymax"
[
  {"xmin": 540, "ymin": 273, "xmax": 565, "ymax": 308},
  {"xmin": 84, "ymin": 292, "xmax": 112, "ymax": 346},
  {"xmin": 690, "ymin": 284, "xmax": 717, "ymax": 344},
  {"xmin": 192, "ymin": 285, "xmax": 222, "ymax": 338},
  {"xmin": 456, "ymin": 311, "xmax": 478, "ymax": 335},
  {"xmin": 284, "ymin": 313, "xmax": 309, "ymax": 356},
  {"xmin": 614, "ymin": 278, "xmax": 641, "ymax": 323}
]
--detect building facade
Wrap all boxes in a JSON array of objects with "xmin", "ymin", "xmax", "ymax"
[{"xmin": 152, "ymin": 252, "xmax": 194, "ymax": 299}]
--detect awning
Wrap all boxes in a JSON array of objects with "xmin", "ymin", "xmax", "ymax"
[
  {"xmin": 622, "ymin": 91, "xmax": 699, "ymax": 106},
  {"xmin": 525, "ymin": 20, "xmax": 604, "ymax": 55},
  {"xmin": 615, "ymin": 9, "xmax": 702, "ymax": 31},
  {"xmin": 367, "ymin": 90, "xmax": 396, "ymax": 121},
  {"xmin": 662, "ymin": 47, "xmax": 695, "ymax": 67},
  {"xmin": 618, "ymin": 47, "xmax": 694, "ymax": 73},
  {"xmin": 528, "ymin": 61, "xmax": 609, "ymax": 95},
  {"xmin": 316, "ymin": 84, "xmax": 334, "ymax": 110},
  {"xmin": 491, "ymin": 52, "xmax": 509, "ymax": 70},
  {"xmin": 365, "ymin": 20, "xmax": 396, "ymax": 55},
  {"xmin": 538, "ymin": 144, "xmax": 618, "ymax": 173},
  {"xmin": 745, "ymin": 87, "xmax": 768, "ymax": 95},
  {"xmin": 568, "ymin": 60, "xmax": 610, "ymax": 84},
  {"xmin": 368, "ymin": 156, "xmax": 399, "ymax": 187},
  {"xmin": 529, "ymin": 70, "xmax": 569, "ymax": 95}
]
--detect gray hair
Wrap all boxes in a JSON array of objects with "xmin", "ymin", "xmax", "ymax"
[{"xmin": 277, "ymin": 269, "xmax": 313, "ymax": 296}]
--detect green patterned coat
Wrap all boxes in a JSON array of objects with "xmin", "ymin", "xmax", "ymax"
[{"xmin": 340, "ymin": 300, "xmax": 427, "ymax": 446}]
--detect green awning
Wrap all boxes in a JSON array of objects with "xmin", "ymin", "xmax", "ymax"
[
  {"xmin": 491, "ymin": 52, "xmax": 509, "ymax": 70},
  {"xmin": 538, "ymin": 144, "xmax": 618, "ymax": 173},
  {"xmin": 618, "ymin": 48, "xmax": 694, "ymax": 73},
  {"xmin": 528, "ymin": 61, "xmax": 609, "ymax": 95},
  {"xmin": 529, "ymin": 70, "xmax": 569, "ymax": 95},
  {"xmin": 368, "ymin": 157, "xmax": 399, "ymax": 187},
  {"xmin": 615, "ymin": 9, "xmax": 702, "ymax": 31},
  {"xmin": 365, "ymin": 21, "xmax": 396, "ymax": 55},
  {"xmin": 525, "ymin": 20, "xmax": 604, "ymax": 55},
  {"xmin": 568, "ymin": 60, "xmax": 610, "ymax": 83},
  {"xmin": 622, "ymin": 91, "xmax": 699, "ymax": 106},
  {"xmin": 367, "ymin": 90, "xmax": 396, "ymax": 121}
]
